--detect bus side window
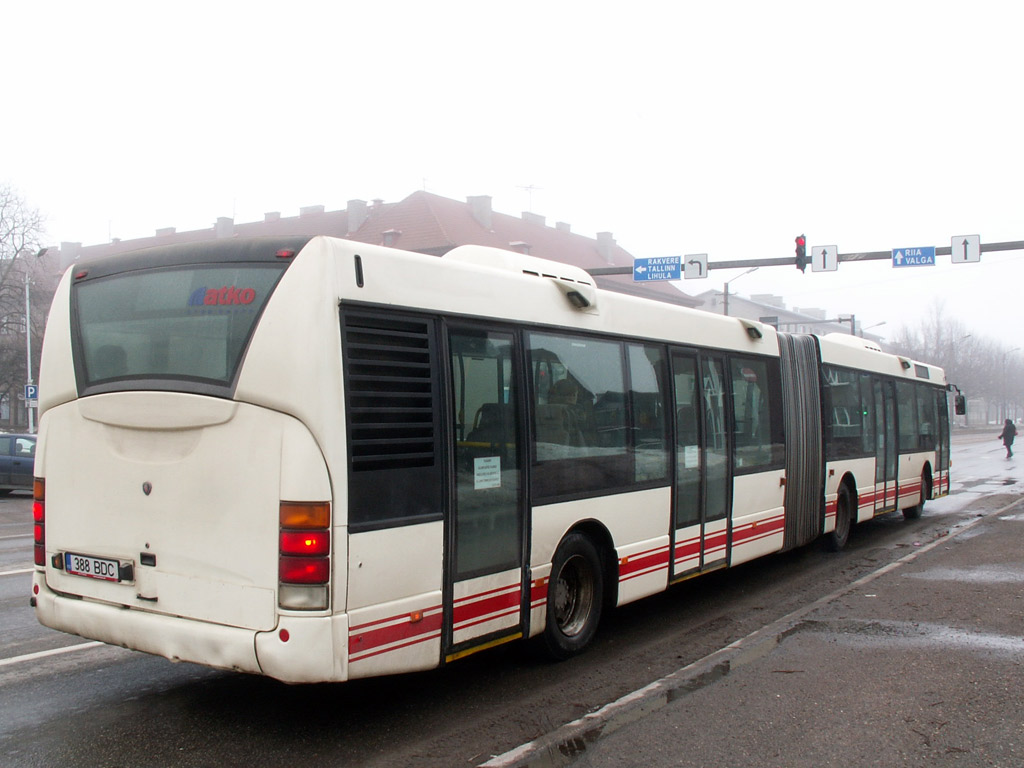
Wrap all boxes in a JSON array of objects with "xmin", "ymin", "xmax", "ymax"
[
  {"xmin": 628, "ymin": 343, "xmax": 668, "ymax": 483},
  {"xmin": 917, "ymin": 384, "xmax": 938, "ymax": 451},
  {"xmin": 528, "ymin": 332, "xmax": 630, "ymax": 498},
  {"xmin": 823, "ymin": 365, "xmax": 864, "ymax": 460},
  {"xmin": 896, "ymin": 381, "xmax": 918, "ymax": 452},
  {"xmin": 730, "ymin": 356, "xmax": 784, "ymax": 471}
]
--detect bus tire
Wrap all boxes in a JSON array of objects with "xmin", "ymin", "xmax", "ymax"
[
  {"xmin": 903, "ymin": 473, "xmax": 930, "ymax": 520},
  {"xmin": 542, "ymin": 532, "xmax": 604, "ymax": 660},
  {"xmin": 825, "ymin": 486, "xmax": 852, "ymax": 552}
]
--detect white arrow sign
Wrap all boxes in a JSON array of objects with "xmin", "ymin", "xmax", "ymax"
[
  {"xmin": 951, "ymin": 234, "xmax": 981, "ymax": 263},
  {"xmin": 684, "ymin": 253, "xmax": 708, "ymax": 279},
  {"xmin": 811, "ymin": 245, "xmax": 838, "ymax": 272}
]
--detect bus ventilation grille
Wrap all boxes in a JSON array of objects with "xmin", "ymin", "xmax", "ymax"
[{"xmin": 342, "ymin": 313, "xmax": 436, "ymax": 471}]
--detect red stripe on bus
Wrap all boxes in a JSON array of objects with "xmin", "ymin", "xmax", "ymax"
[
  {"xmin": 732, "ymin": 514, "xmax": 784, "ymax": 545},
  {"xmin": 673, "ymin": 535, "xmax": 701, "ymax": 567},
  {"xmin": 349, "ymin": 606, "xmax": 443, "ymax": 661},
  {"xmin": 453, "ymin": 585, "xmax": 521, "ymax": 631},
  {"xmin": 619, "ymin": 545, "xmax": 670, "ymax": 583},
  {"xmin": 704, "ymin": 530, "xmax": 728, "ymax": 551},
  {"xmin": 350, "ymin": 629, "xmax": 444, "ymax": 663},
  {"xmin": 530, "ymin": 578, "xmax": 548, "ymax": 609}
]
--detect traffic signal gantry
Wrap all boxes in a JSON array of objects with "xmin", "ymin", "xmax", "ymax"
[{"xmin": 590, "ymin": 235, "xmax": 1021, "ymax": 282}]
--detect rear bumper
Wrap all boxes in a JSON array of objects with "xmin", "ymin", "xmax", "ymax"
[{"xmin": 33, "ymin": 571, "xmax": 349, "ymax": 683}]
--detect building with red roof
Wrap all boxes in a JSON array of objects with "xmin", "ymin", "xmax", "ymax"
[{"xmin": 57, "ymin": 191, "xmax": 698, "ymax": 308}]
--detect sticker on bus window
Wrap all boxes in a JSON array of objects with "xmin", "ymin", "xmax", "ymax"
[
  {"xmin": 187, "ymin": 286, "xmax": 257, "ymax": 307},
  {"xmin": 683, "ymin": 445, "xmax": 699, "ymax": 468},
  {"xmin": 474, "ymin": 456, "xmax": 501, "ymax": 490}
]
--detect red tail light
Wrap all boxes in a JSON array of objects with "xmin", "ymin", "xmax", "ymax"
[
  {"xmin": 278, "ymin": 501, "xmax": 330, "ymax": 606},
  {"xmin": 279, "ymin": 556, "xmax": 330, "ymax": 584},
  {"xmin": 33, "ymin": 478, "xmax": 45, "ymax": 567},
  {"xmin": 280, "ymin": 530, "xmax": 330, "ymax": 556}
]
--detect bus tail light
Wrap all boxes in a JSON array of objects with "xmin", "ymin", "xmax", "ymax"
[
  {"xmin": 33, "ymin": 478, "xmax": 45, "ymax": 567},
  {"xmin": 279, "ymin": 556, "xmax": 330, "ymax": 583},
  {"xmin": 278, "ymin": 501, "xmax": 330, "ymax": 611}
]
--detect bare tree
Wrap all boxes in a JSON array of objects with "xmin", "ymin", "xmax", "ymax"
[
  {"xmin": 0, "ymin": 184, "xmax": 46, "ymax": 427},
  {"xmin": 892, "ymin": 298, "xmax": 1024, "ymax": 423}
]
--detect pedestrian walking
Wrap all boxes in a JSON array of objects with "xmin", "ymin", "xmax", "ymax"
[{"xmin": 998, "ymin": 418, "xmax": 1017, "ymax": 458}]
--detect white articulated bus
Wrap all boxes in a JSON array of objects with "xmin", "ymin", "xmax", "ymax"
[{"xmin": 31, "ymin": 236, "xmax": 961, "ymax": 683}]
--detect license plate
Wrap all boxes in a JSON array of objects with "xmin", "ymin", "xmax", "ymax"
[{"xmin": 64, "ymin": 552, "xmax": 122, "ymax": 582}]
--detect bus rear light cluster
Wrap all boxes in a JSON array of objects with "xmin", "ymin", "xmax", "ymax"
[
  {"xmin": 278, "ymin": 501, "xmax": 330, "ymax": 611},
  {"xmin": 33, "ymin": 478, "xmax": 45, "ymax": 567}
]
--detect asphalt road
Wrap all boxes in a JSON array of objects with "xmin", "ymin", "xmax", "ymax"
[{"xmin": 0, "ymin": 430, "xmax": 1017, "ymax": 767}]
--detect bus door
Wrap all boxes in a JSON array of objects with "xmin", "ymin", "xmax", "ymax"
[
  {"xmin": 934, "ymin": 388, "xmax": 951, "ymax": 496},
  {"xmin": 445, "ymin": 327, "xmax": 527, "ymax": 662},
  {"xmin": 670, "ymin": 351, "xmax": 730, "ymax": 580},
  {"xmin": 874, "ymin": 379, "xmax": 898, "ymax": 513}
]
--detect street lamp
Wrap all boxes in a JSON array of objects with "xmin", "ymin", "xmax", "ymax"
[
  {"xmin": 19, "ymin": 247, "xmax": 46, "ymax": 434},
  {"xmin": 25, "ymin": 270, "xmax": 33, "ymax": 434},
  {"xmin": 1002, "ymin": 347, "xmax": 1020, "ymax": 423},
  {"xmin": 723, "ymin": 267, "xmax": 759, "ymax": 317},
  {"xmin": 861, "ymin": 321, "xmax": 886, "ymax": 336}
]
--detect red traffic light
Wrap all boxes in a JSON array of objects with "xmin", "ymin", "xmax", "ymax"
[{"xmin": 795, "ymin": 234, "xmax": 807, "ymax": 272}]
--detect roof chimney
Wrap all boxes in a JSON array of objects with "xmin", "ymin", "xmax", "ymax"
[
  {"xmin": 300, "ymin": 205, "xmax": 325, "ymax": 217},
  {"xmin": 596, "ymin": 232, "xmax": 616, "ymax": 263},
  {"xmin": 467, "ymin": 195, "xmax": 492, "ymax": 229},
  {"xmin": 521, "ymin": 211, "xmax": 545, "ymax": 227},
  {"xmin": 556, "ymin": 221, "xmax": 571, "ymax": 233},
  {"xmin": 155, "ymin": 227, "xmax": 176, "ymax": 237},
  {"xmin": 216, "ymin": 217, "xmax": 234, "ymax": 239},
  {"xmin": 264, "ymin": 212, "xmax": 281, "ymax": 223},
  {"xmin": 347, "ymin": 199, "xmax": 368, "ymax": 234}
]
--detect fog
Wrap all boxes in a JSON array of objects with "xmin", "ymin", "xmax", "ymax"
[{"xmin": 6, "ymin": 1, "xmax": 1022, "ymax": 345}]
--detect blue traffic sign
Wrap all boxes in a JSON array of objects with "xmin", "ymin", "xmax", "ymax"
[
  {"xmin": 633, "ymin": 256, "xmax": 682, "ymax": 281},
  {"xmin": 24, "ymin": 384, "xmax": 37, "ymax": 401},
  {"xmin": 892, "ymin": 246, "xmax": 936, "ymax": 267}
]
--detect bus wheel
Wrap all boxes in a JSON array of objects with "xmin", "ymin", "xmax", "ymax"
[
  {"xmin": 543, "ymin": 532, "xmax": 604, "ymax": 660},
  {"xmin": 825, "ymin": 486, "xmax": 852, "ymax": 552},
  {"xmin": 903, "ymin": 473, "xmax": 930, "ymax": 520}
]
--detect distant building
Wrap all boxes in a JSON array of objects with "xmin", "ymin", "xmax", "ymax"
[
  {"xmin": 693, "ymin": 288, "xmax": 887, "ymax": 345},
  {"xmin": 56, "ymin": 191, "xmax": 699, "ymax": 309}
]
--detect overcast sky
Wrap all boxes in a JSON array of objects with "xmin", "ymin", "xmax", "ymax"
[{"xmin": 6, "ymin": 1, "xmax": 1023, "ymax": 348}]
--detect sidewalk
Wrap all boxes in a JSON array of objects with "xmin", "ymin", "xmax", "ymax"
[{"xmin": 491, "ymin": 495, "xmax": 1024, "ymax": 768}]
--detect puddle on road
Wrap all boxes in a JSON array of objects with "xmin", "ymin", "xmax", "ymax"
[
  {"xmin": 798, "ymin": 619, "xmax": 1024, "ymax": 655},
  {"xmin": 904, "ymin": 565, "xmax": 1024, "ymax": 583},
  {"xmin": 999, "ymin": 513, "xmax": 1024, "ymax": 522}
]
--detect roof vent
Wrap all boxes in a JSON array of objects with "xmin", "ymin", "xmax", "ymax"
[
  {"xmin": 737, "ymin": 318, "xmax": 766, "ymax": 340},
  {"xmin": 443, "ymin": 245, "xmax": 598, "ymax": 312}
]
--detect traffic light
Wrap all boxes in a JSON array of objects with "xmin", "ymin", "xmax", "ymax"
[{"xmin": 795, "ymin": 234, "xmax": 807, "ymax": 272}]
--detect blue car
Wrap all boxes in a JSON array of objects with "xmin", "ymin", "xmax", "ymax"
[{"xmin": 0, "ymin": 433, "xmax": 36, "ymax": 494}]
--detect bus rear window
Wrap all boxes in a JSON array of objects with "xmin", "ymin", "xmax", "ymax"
[{"xmin": 72, "ymin": 264, "xmax": 286, "ymax": 395}]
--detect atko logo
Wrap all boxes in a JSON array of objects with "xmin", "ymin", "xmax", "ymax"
[{"xmin": 188, "ymin": 286, "xmax": 257, "ymax": 306}]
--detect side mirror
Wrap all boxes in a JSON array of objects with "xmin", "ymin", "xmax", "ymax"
[{"xmin": 954, "ymin": 394, "xmax": 967, "ymax": 416}]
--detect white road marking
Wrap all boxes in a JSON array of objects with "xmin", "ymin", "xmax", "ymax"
[{"xmin": 0, "ymin": 641, "xmax": 104, "ymax": 668}]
